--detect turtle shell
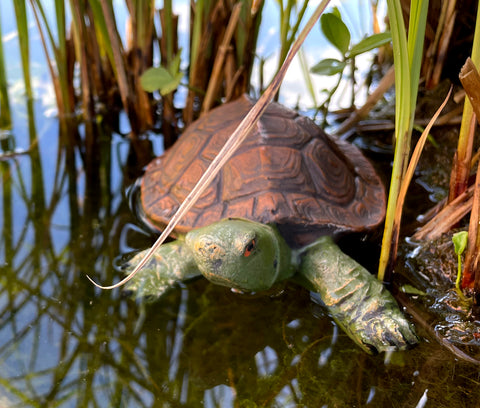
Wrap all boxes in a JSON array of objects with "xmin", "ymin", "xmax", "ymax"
[{"xmin": 140, "ymin": 95, "xmax": 385, "ymax": 245}]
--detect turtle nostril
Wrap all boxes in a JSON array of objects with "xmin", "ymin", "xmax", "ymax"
[{"xmin": 196, "ymin": 241, "xmax": 225, "ymax": 259}]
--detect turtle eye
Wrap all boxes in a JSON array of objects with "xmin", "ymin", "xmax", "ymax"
[{"xmin": 243, "ymin": 239, "xmax": 256, "ymax": 257}]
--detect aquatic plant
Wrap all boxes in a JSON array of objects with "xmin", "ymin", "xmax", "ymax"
[
  {"xmin": 310, "ymin": 8, "xmax": 391, "ymax": 123},
  {"xmin": 453, "ymin": 230, "xmax": 468, "ymax": 297},
  {"xmin": 377, "ymin": 0, "xmax": 429, "ymax": 282}
]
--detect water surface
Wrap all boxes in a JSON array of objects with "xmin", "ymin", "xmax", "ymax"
[{"xmin": 2, "ymin": 103, "xmax": 480, "ymax": 407}]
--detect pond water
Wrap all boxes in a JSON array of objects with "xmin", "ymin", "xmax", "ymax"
[
  {"xmin": 2, "ymin": 1, "xmax": 480, "ymax": 407},
  {"xmin": 2, "ymin": 93, "xmax": 480, "ymax": 408}
]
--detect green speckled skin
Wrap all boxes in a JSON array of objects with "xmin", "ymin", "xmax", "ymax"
[
  {"xmin": 127, "ymin": 218, "xmax": 418, "ymax": 353},
  {"xmin": 296, "ymin": 236, "xmax": 418, "ymax": 353},
  {"xmin": 186, "ymin": 219, "xmax": 295, "ymax": 291},
  {"xmin": 125, "ymin": 240, "xmax": 200, "ymax": 297}
]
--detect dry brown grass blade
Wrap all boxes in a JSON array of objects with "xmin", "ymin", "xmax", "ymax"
[
  {"xmin": 184, "ymin": 1, "xmax": 226, "ymax": 125},
  {"xmin": 459, "ymin": 58, "xmax": 480, "ymax": 122},
  {"xmin": 201, "ymin": 2, "xmax": 242, "ymax": 114},
  {"xmin": 448, "ymin": 114, "xmax": 476, "ymax": 202},
  {"xmin": 87, "ymin": 0, "xmax": 331, "ymax": 290},
  {"xmin": 424, "ymin": 0, "xmax": 457, "ymax": 89},
  {"xmin": 428, "ymin": 8, "xmax": 457, "ymax": 89},
  {"xmin": 412, "ymin": 185, "xmax": 474, "ymax": 241},
  {"xmin": 99, "ymin": 0, "xmax": 132, "ymax": 124},
  {"xmin": 458, "ymin": 58, "xmax": 480, "ymax": 288}
]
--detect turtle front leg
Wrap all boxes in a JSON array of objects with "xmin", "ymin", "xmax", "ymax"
[
  {"xmin": 124, "ymin": 240, "xmax": 201, "ymax": 301},
  {"xmin": 298, "ymin": 236, "xmax": 418, "ymax": 354}
]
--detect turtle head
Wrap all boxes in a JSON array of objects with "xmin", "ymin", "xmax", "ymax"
[{"xmin": 185, "ymin": 218, "xmax": 292, "ymax": 292}]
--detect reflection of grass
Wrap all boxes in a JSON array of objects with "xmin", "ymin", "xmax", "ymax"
[
  {"xmin": 0, "ymin": 3, "xmax": 10, "ymax": 128},
  {"xmin": 0, "ymin": 119, "xmax": 153, "ymax": 405}
]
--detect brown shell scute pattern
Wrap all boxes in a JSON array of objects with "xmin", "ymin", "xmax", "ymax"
[{"xmin": 141, "ymin": 95, "xmax": 385, "ymax": 237}]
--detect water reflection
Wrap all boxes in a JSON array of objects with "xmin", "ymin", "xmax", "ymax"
[{"xmin": 2, "ymin": 102, "xmax": 480, "ymax": 407}]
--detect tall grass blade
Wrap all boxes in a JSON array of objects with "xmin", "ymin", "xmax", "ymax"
[
  {"xmin": 202, "ymin": 3, "xmax": 242, "ymax": 113},
  {"xmin": 407, "ymin": 0, "xmax": 429, "ymax": 122},
  {"xmin": 378, "ymin": 0, "xmax": 429, "ymax": 281},
  {"xmin": 378, "ymin": 0, "xmax": 411, "ymax": 281},
  {"xmin": 13, "ymin": 0, "xmax": 33, "ymax": 100},
  {"xmin": 190, "ymin": 0, "xmax": 204, "ymax": 74},
  {"xmin": 29, "ymin": 0, "xmax": 71, "ymax": 115},
  {"xmin": 96, "ymin": 0, "xmax": 132, "ymax": 121},
  {"xmin": 298, "ymin": 47, "xmax": 318, "ymax": 107},
  {"xmin": 274, "ymin": 0, "xmax": 309, "ymax": 95}
]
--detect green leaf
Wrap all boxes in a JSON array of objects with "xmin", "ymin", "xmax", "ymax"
[
  {"xmin": 347, "ymin": 32, "xmax": 392, "ymax": 58},
  {"xmin": 140, "ymin": 67, "xmax": 182, "ymax": 94},
  {"xmin": 331, "ymin": 6, "xmax": 342, "ymax": 19},
  {"xmin": 320, "ymin": 12, "xmax": 350, "ymax": 55},
  {"xmin": 160, "ymin": 72, "xmax": 183, "ymax": 96},
  {"xmin": 310, "ymin": 58, "xmax": 346, "ymax": 76},
  {"xmin": 453, "ymin": 231, "xmax": 468, "ymax": 256}
]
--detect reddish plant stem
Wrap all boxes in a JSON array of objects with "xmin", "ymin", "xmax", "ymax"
[{"xmin": 463, "ymin": 157, "xmax": 480, "ymax": 288}]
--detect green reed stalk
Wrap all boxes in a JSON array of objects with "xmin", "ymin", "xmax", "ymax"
[
  {"xmin": 96, "ymin": 0, "xmax": 133, "ymax": 119},
  {"xmin": 190, "ymin": 0, "xmax": 205, "ymax": 80},
  {"xmin": 299, "ymin": 47, "xmax": 318, "ymax": 107},
  {"xmin": 407, "ymin": 0, "xmax": 429, "ymax": 130},
  {"xmin": 53, "ymin": 0, "xmax": 70, "ymax": 113},
  {"xmin": 88, "ymin": 1, "xmax": 114, "ymax": 64},
  {"xmin": 275, "ymin": 0, "xmax": 309, "ymax": 89},
  {"xmin": 30, "ymin": 0, "xmax": 71, "ymax": 115},
  {"xmin": 378, "ymin": 0, "xmax": 429, "ymax": 282},
  {"xmin": 13, "ymin": 0, "xmax": 33, "ymax": 100},
  {"xmin": 0, "ymin": 3, "xmax": 11, "ymax": 128}
]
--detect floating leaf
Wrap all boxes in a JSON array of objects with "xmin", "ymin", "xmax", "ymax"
[
  {"xmin": 347, "ymin": 32, "xmax": 392, "ymax": 58},
  {"xmin": 320, "ymin": 12, "xmax": 350, "ymax": 55},
  {"xmin": 310, "ymin": 58, "xmax": 346, "ymax": 76}
]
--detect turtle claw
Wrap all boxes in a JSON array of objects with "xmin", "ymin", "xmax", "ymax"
[{"xmin": 349, "ymin": 307, "xmax": 418, "ymax": 354}]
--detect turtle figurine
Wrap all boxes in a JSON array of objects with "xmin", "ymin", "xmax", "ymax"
[{"xmin": 126, "ymin": 95, "xmax": 418, "ymax": 354}]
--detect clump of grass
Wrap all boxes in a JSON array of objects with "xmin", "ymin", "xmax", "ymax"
[{"xmin": 377, "ymin": 0, "xmax": 429, "ymax": 282}]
